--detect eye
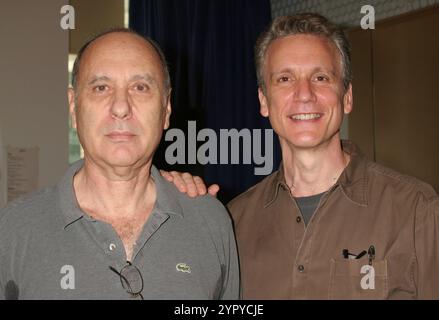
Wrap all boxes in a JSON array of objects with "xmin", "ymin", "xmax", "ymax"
[
  {"xmin": 134, "ymin": 83, "xmax": 149, "ymax": 92},
  {"xmin": 277, "ymin": 76, "xmax": 291, "ymax": 83},
  {"xmin": 93, "ymin": 85, "xmax": 108, "ymax": 92},
  {"xmin": 315, "ymin": 75, "xmax": 329, "ymax": 82}
]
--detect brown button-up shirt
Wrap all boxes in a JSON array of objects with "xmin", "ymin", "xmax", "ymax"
[{"xmin": 227, "ymin": 140, "xmax": 439, "ymax": 299}]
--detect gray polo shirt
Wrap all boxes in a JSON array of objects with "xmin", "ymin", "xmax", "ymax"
[{"xmin": 0, "ymin": 161, "xmax": 240, "ymax": 300}]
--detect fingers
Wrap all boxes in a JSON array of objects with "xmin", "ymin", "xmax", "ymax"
[
  {"xmin": 160, "ymin": 169, "xmax": 217, "ymax": 198},
  {"xmin": 193, "ymin": 176, "xmax": 207, "ymax": 196},
  {"xmin": 169, "ymin": 171, "xmax": 188, "ymax": 193},
  {"xmin": 160, "ymin": 170, "xmax": 174, "ymax": 182},
  {"xmin": 207, "ymin": 184, "xmax": 220, "ymax": 198},
  {"xmin": 182, "ymin": 172, "xmax": 204, "ymax": 198}
]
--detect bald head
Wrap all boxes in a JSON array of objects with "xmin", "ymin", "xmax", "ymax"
[
  {"xmin": 72, "ymin": 29, "xmax": 171, "ymax": 92},
  {"xmin": 67, "ymin": 29, "xmax": 173, "ymax": 172}
]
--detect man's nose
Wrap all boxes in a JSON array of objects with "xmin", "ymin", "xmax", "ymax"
[
  {"xmin": 294, "ymin": 79, "xmax": 316, "ymax": 102},
  {"xmin": 110, "ymin": 88, "xmax": 132, "ymax": 120}
]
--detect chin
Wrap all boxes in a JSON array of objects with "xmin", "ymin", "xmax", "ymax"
[
  {"xmin": 287, "ymin": 136, "xmax": 324, "ymax": 149},
  {"xmin": 104, "ymin": 158, "xmax": 137, "ymax": 168},
  {"xmin": 293, "ymin": 141, "xmax": 320, "ymax": 149},
  {"xmin": 103, "ymin": 149, "xmax": 141, "ymax": 167}
]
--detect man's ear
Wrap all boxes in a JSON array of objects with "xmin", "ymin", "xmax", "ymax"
[
  {"xmin": 163, "ymin": 90, "xmax": 172, "ymax": 130},
  {"xmin": 343, "ymin": 84, "xmax": 353, "ymax": 115},
  {"xmin": 68, "ymin": 88, "xmax": 77, "ymax": 129},
  {"xmin": 258, "ymin": 87, "xmax": 269, "ymax": 118}
]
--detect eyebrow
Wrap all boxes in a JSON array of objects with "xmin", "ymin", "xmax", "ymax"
[
  {"xmin": 87, "ymin": 74, "xmax": 157, "ymax": 86},
  {"xmin": 270, "ymin": 66, "xmax": 337, "ymax": 78},
  {"xmin": 270, "ymin": 68, "xmax": 293, "ymax": 78},
  {"xmin": 312, "ymin": 67, "xmax": 337, "ymax": 77},
  {"xmin": 87, "ymin": 76, "xmax": 111, "ymax": 85},
  {"xmin": 130, "ymin": 74, "xmax": 158, "ymax": 87}
]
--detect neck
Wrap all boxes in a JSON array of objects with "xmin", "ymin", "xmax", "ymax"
[
  {"xmin": 281, "ymin": 137, "xmax": 349, "ymax": 197},
  {"xmin": 73, "ymin": 158, "xmax": 156, "ymax": 220}
]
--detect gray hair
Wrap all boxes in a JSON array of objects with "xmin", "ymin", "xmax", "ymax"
[
  {"xmin": 71, "ymin": 28, "xmax": 171, "ymax": 92},
  {"xmin": 255, "ymin": 13, "xmax": 352, "ymax": 93}
]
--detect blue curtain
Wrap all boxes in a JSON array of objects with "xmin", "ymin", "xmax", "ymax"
[{"xmin": 130, "ymin": 0, "xmax": 280, "ymax": 202}]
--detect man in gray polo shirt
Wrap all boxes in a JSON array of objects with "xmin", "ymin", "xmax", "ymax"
[{"xmin": 0, "ymin": 29, "xmax": 239, "ymax": 300}]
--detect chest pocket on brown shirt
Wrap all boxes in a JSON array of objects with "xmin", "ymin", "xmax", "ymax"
[{"xmin": 328, "ymin": 258, "xmax": 388, "ymax": 299}]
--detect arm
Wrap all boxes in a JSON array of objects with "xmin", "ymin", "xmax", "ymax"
[
  {"xmin": 0, "ymin": 279, "xmax": 4, "ymax": 300},
  {"xmin": 414, "ymin": 196, "xmax": 439, "ymax": 299},
  {"xmin": 160, "ymin": 170, "xmax": 220, "ymax": 197},
  {"xmin": 218, "ymin": 220, "xmax": 241, "ymax": 300}
]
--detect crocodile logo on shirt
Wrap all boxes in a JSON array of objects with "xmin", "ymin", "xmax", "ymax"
[{"xmin": 176, "ymin": 263, "xmax": 191, "ymax": 273}]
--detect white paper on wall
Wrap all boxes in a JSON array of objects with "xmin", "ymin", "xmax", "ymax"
[{"xmin": 6, "ymin": 146, "xmax": 39, "ymax": 203}]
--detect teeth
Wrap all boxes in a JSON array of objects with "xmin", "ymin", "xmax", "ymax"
[{"xmin": 291, "ymin": 113, "xmax": 321, "ymax": 120}]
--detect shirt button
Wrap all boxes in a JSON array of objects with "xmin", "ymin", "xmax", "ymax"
[
  {"xmin": 109, "ymin": 243, "xmax": 116, "ymax": 251},
  {"xmin": 298, "ymin": 265, "xmax": 305, "ymax": 272},
  {"xmin": 296, "ymin": 216, "xmax": 302, "ymax": 223}
]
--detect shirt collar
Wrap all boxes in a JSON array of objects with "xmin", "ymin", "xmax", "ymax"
[
  {"xmin": 263, "ymin": 140, "xmax": 368, "ymax": 207},
  {"xmin": 58, "ymin": 160, "xmax": 183, "ymax": 229},
  {"xmin": 57, "ymin": 159, "xmax": 85, "ymax": 228},
  {"xmin": 336, "ymin": 140, "xmax": 369, "ymax": 207},
  {"xmin": 150, "ymin": 165, "xmax": 184, "ymax": 217}
]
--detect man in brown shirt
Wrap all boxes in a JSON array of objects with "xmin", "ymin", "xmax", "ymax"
[
  {"xmin": 163, "ymin": 13, "xmax": 439, "ymax": 299},
  {"xmin": 228, "ymin": 140, "xmax": 439, "ymax": 299}
]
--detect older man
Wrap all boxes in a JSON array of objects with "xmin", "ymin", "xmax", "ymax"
[
  {"xmin": 165, "ymin": 13, "xmax": 439, "ymax": 299},
  {"xmin": 0, "ymin": 29, "xmax": 239, "ymax": 300}
]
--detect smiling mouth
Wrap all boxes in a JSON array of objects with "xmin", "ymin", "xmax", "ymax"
[{"xmin": 289, "ymin": 113, "xmax": 322, "ymax": 120}]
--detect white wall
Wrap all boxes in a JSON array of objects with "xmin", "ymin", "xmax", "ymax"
[{"xmin": 0, "ymin": 0, "xmax": 69, "ymax": 207}]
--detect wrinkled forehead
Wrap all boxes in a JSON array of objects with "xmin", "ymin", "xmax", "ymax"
[
  {"xmin": 77, "ymin": 32, "xmax": 164, "ymax": 84},
  {"xmin": 265, "ymin": 34, "xmax": 342, "ymax": 74}
]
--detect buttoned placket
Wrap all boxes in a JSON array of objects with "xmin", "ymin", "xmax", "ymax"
[
  {"xmin": 129, "ymin": 210, "xmax": 170, "ymax": 262},
  {"xmin": 80, "ymin": 210, "xmax": 171, "ymax": 270},
  {"xmin": 286, "ymin": 182, "xmax": 340, "ymax": 299},
  {"xmin": 81, "ymin": 217, "xmax": 126, "ymax": 263}
]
